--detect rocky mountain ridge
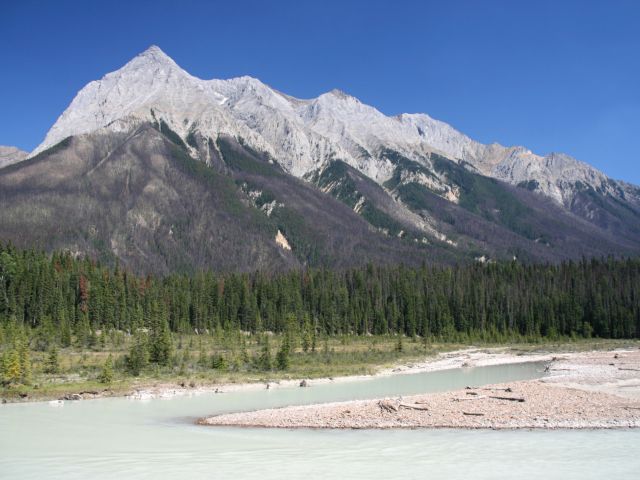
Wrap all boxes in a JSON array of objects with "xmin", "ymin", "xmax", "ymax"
[
  {"xmin": 1, "ymin": 46, "xmax": 638, "ymax": 273},
  {"xmin": 30, "ymin": 46, "xmax": 633, "ymax": 209}
]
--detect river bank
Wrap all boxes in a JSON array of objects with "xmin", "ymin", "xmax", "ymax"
[
  {"xmin": 2, "ymin": 341, "xmax": 638, "ymax": 405},
  {"xmin": 199, "ymin": 349, "xmax": 640, "ymax": 429}
]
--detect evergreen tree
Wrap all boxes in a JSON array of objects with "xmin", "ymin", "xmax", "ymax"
[
  {"xmin": 276, "ymin": 335, "xmax": 291, "ymax": 370},
  {"xmin": 3, "ymin": 349, "xmax": 21, "ymax": 385},
  {"xmin": 395, "ymin": 334, "xmax": 404, "ymax": 353},
  {"xmin": 126, "ymin": 332, "xmax": 148, "ymax": 376},
  {"xmin": 257, "ymin": 335, "xmax": 272, "ymax": 371},
  {"xmin": 149, "ymin": 316, "xmax": 172, "ymax": 366},
  {"xmin": 45, "ymin": 345, "xmax": 60, "ymax": 374},
  {"xmin": 98, "ymin": 355, "xmax": 114, "ymax": 384}
]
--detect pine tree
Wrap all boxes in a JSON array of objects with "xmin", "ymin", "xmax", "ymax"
[
  {"xmin": 45, "ymin": 345, "xmax": 60, "ymax": 374},
  {"xmin": 276, "ymin": 335, "xmax": 291, "ymax": 370},
  {"xmin": 197, "ymin": 340, "xmax": 208, "ymax": 368},
  {"xmin": 395, "ymin": 334, "xmax": 404, "ymax": 353},
  {"xmin": 18, "ymin": 338, "xmax": 31, "ymax": 384},
  {"xmin": 126, "ymin": 332, "xmax": 148, "ymax": 376},
  {"xmin": 149, "ymin": 306, "xmax": 172, "ymax": 366},
  {"xmin": 98, "ymin": 355, "xmax": 114, "ymax": 384},
  {"xmin": 301, "ymin": 330, "xmax": 311, "ymax": 353},
  {"xmin": 257, "ymin": 335, "xmax": 272, "ymax": 371},
  {"xmin": 4, "ymin": 349, "xmax": 21, "ymax": 384}
]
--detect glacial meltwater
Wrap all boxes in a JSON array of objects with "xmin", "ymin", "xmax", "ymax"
[{"xmin": 1, "ymin": 362, "xmax": 638, "ymax": 479}]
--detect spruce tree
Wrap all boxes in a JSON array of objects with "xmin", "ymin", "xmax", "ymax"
[
  {"xmin": 126, "ymin": 332, "xmax": 148, "ymax": 376},
  {"xmin": 149, "ymin": 317, "xmax": 172, "ymax": 366},
  {"xmin": 4, "ymin": 349, "xmax": 21, "ymax": 385},
  {"xmin": 257, "ymin": 335, "xmax": 272, "ymax": 371},
  {"xmin": 276, "ymin": 335, "xmax": 291, "ymax": 370},
  {"xmin": 45, "ymin": 345, "xmax": 60, "ymax": 374},
  {"xmin": 18, "ymin": 338, "xmax": 31, "ymax": 384},
  {"xmin": 98, "ymin": 355, "xmax": 114, "ymax": 384}
]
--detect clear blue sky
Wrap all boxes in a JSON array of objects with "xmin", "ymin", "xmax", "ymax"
[{"xmin": 2, "ymin": 0, "xmax": 639, "ymax": 183}]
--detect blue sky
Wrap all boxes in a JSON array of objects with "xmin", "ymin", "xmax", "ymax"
[{"xmin": 2, "ymin": 0, "xmax": 639, "ymax": 183}]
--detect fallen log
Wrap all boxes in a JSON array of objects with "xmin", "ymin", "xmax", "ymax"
[
  {"xmin": 618, "ymin": 368, "xmax": 640, "ymax": 372},
  {"xmin": 462, "ymin": 412, "xmax": 485, "ymax": 416},
  {"xmin": 489, "ymin": 396, "xmax": 525, "ymax": 402},
  {"xmin": 399, "ymin": 403, "xmax": 430, "ymax": 411},
  {"xmin": 378, "ymin": 400, "xmax": 398, "ymax": 413},
  {"xmin": 454, "ymin": 395, "xmax": 487, "ymax": 401},
  {"xmin": 480, "ymin": 387, "xmax": 513, "ymax": 392}
]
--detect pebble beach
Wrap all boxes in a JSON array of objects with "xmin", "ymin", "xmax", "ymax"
[{"xmin": 199, "ymin": 349, "xmax": 640, "ymax": 429}]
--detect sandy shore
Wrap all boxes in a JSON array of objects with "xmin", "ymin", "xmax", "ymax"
[{"xmin": 199, "ymin": 349, "xmax": 640, "ymax": 429}]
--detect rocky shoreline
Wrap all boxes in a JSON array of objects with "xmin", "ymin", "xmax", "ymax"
[{"xmin": 199, "ymin": 349, "xmax": 640, "ymax": 430}]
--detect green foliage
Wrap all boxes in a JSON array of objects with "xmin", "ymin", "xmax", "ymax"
[
  {"xmin": 167, "ymin": 141, "xmax": 258, "ymax": 219},
  {"xmin": 381, "ymin": 149, "xmax": 438, "ymax": 191},
  {"xmin": 270, "ymin": 206, "xmax": 325, "ymax": 264},
  {"xmin": 125, "ymin": 332, "xmax": 149, "ymax": 376},
  {"xmin": 256, "ymin": 336, "xmax": 272, "ymax": 371},
  {"xmin": 45, "ymin": 346, "xmax": 60, "ymax": 374},
  {"xmin": 360, "ymin": 202, "xmax": 405, "ymax": 236},
  {"xmin": 98, "ymin": 355, "xmax": 114, "ymax": 384},
  {"xmin": 185, "ymin": 130, "xmax": 198, "ymax": 149},
  {"xmin": 276, "ymin": 335, "xmax": 291, "ymax": 370},
  {"xmin": 1, "ymin": 349, "xmax": 21, "ymax": 385},
  {"xmin": 149, "ymin": 313, "xmax": 172, "ymax": 366},
  {"xmin": 211, "ymin": 354, "xmax": 228, "ymax": 371},
  {"xmin": 432, "ymin": 155, "xmax": 539, "ymax": 239},
  {"xmin": 156, "ymin": 119, "xmax": 188, "ymax": 150},
  {"xmin": 0, "ymin": 244, "xmax": 639, "ymax": 370},
  {"xmin": 217, "ymin": 137, "xmax": 281, "ymax": 176},
  {"xmin": 395, "ymin": 182, "xmax": 436, "ymax": 212},
  {"xmin": 517, "ymin": 180, "xmax": 540, "ymax": 191},
  {"xmin": 312, "ymin": 160, "xmax": 361, "ymax": 208}
]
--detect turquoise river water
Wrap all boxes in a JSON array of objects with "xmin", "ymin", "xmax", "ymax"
[{"xmin": 1, "ymin": 361, "xmax": 638, "ymax": 479}]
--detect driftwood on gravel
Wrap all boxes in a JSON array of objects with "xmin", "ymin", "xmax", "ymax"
[
  {"xmin": 378, "ymin": 400, "xmax": 430, "ymax": 412},
  {"xmin": 378, "ymin": 400, "xmax": 398, "ymax": 413},
  {"xmin": 489, "ymin": 396, "xmax": 525, "ymax": 402},
  {"xmin": 454, "ymin": 395, "xmax": 487, "ymax": 401},
  {"xmin": 399, "ymin": 403, "xmax": 430, "ymax": 411},
  {"xmin": 462, "ymin": 412, "xmax": 485, "ymax": 416},
  {"xmin": 479, "ymin": 387, "xmax": 513, "ymax": 392}
]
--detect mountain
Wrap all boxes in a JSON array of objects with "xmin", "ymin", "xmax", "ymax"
[
  {"xmin": 0, "ymin": 146, "xmax": 28, "ymax": 169},
  {"xmin": 1, "ymin": 46, "xmax": 639, "ymax": 273}
]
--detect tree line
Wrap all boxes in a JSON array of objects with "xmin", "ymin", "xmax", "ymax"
[{"xmin": 1, "ymin": 244, "xmax": 639, "ymax": 347}]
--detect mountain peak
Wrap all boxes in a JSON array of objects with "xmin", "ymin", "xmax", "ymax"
[
  {"xmin": 324, "ymin": 88, "xmax": 356, "ymax": 101},
  {"xmin": 25, "ymin": 47, "xmax": 629, "ymax": 213},
  {"xmin": 126, "ymin": 45, "xmax": 180, "ymax": 70},
  {"xmin": 138, "ymin": 45, "xmax": 173, "ymax": 61}
]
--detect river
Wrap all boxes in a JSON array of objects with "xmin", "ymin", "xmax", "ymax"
[{"xmin": 1, "ymin": 361, "xmax": 638, "ymax": 479}]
